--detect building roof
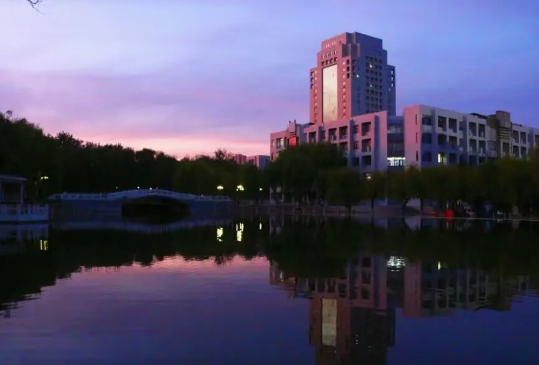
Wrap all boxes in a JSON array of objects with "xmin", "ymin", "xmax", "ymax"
[{"xmin": 0, "ymin": 174, "xmax": 27, "ymax": 183}]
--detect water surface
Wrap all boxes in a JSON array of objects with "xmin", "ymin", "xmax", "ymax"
[{"xmin": 1, "ymin": 218, "xmax": 538, "ymax": 364}]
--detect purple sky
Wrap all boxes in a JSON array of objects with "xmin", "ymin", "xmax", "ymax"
[{"xmin": 1, "ymin": 0, "xmax": 538, "ymax": 157}]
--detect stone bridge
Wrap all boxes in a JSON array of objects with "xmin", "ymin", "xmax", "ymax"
[{"xmin": 48, "ymin": 189, "xmax": 234, "ymax": 219}]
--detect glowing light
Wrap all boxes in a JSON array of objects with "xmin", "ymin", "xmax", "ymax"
[
  {"xmin": 236, "ymin": 185, "xmax": 245, "ymax": 192},
  {"xmin": 39, "ymin": 239, "xmax": 49, "ymax": 251},
  {"xmin": 217, "ymin": 185, "xmax": 224, "ymax": 191},
  {"xmin": 40, "ymin": 176, "xmax": 49, "ymax": 181},
  {"xmin": 259, "ymin": 188, "xmax": 263, "ymax": 191},
  {"xmin": 259, "ymin": 223, "xmax": 263, "ymax": 230},
  {"xmin": 387, "ymin": 256, "xmax": 405, "ymax": 269},
  {"xmin": 236, "ymin": 223, "xmax": 244, "ymax": 242},
  {"xmin": 438, "ymin": 262, "xmax": 442, "ymax": 270},
  {"xmin": 216, "ymin": 227, "xmax": 224, "ymax": 242}
]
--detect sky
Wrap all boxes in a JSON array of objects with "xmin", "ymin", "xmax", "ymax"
[{"xmin": 1, "ymin": 0, "xmax": 538, "ymax": 157}]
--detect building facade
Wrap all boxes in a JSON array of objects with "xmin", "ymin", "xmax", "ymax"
[
  {"xmin": 270, "ymin": 32, "xmax": 539, "ymax": 172},
  {"xmin": 270, "ymin": 112, "xmax": 391, "ymax": 174},
  {"xmin": 233, "ymin": 154, "xmax": 270, "ymax": 170},
  {"xmin": 403, "ymin": 106, "xmax": 539, "ymax": 168},
  {"xmin": 309, "ymin": 32, "xmax": 396, "ymax": 124},
  {"xmin": 271, "ymin": 105, "xmax": 539, "ymax": 173}
]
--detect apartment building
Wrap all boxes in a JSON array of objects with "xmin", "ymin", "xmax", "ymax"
[
  {"xmin": 403, "ymin": 106, "xmax": 539, "ymax": 168},
  {"xmin": 270, "ymin": 112, "xmax": 392, "ymax": 174}
]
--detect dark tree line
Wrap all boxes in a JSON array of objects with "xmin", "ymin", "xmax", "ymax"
[
  {"xmin": 265, "ymin": 143, "xmax": 539, "ymax": 217},
  {"xmin": 0, "ymin": 112, "xmax": 177, "ymax": 200},
  {"xmin": 0, "ymin": 112, "xmax": 261, "ymax": 201}
]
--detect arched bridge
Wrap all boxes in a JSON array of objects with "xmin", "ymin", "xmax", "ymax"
[
  {"xmin": 48, "ymin": 189, "xmax": 233, "ymax": 220},
  {"xmin": 49, "ymin": 189, "xmax": 232, "ymax": 203}
]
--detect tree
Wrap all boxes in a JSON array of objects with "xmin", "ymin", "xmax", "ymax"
[
  {"xmin": 363, "ymin": 171, "xmax": 386, "ymax": 211},
  {"xmin": 214, "ymin": 148, "xmax": 234, "ymax": 162},
  {"xmin": 26, "ymin": 0, "xmax": 43, "ymax": 8},
  {"xmin": 387, "ymin": 166, "xmax": 422, "ymax": 212},
  {"xmin": 268, "ymin": 143, "xmax": 345, "ymax": 203},
  {"xmin": 324, "ymin": 168, "xmax": 362, "ymax": 213}
]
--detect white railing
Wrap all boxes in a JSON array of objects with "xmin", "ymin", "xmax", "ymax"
[
  {"xmin": 49, "ymin": 189, "xmax": 232, "ymax": 203},
  {"xmin": 0, "ymin": 205, "xmax": 49, "ymax": 222}
]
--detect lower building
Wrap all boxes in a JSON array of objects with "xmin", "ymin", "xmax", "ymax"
[
  {"xmin": 271, "ymin": 112, "xmax": 392, "ymax": 174},
  {"xmin": 270, "ymin": 105, "xmax": 539, "ymax": 172},
  {"xmin": 233, "ymin": 154, "xmax": 270, "ymax": 170}
]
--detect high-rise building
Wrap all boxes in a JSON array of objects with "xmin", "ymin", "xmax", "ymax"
[
  {"xmin": 309, "ymin": 32, "xmax": 396, "ymax": 124},
  {"xmin": 271, "ymin": 32, "xmax": 539, "ymax": 172}
]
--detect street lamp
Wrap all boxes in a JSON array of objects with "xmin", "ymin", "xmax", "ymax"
[
  {"xmin": 236, "ymin": 185, "xmax": 245, "ymax": 192},
  {"xmin": 40, "ymin": 176, "xmax": 49, "ymax": 181},
  {"xmin": 217, "ymin": 185, "xmax": 224, "ymax": 191},
  {"xmin": 259, "ymin": 188, "xmax": 263, "ymax": 192}
]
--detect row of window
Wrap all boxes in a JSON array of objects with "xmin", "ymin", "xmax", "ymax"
[{"xmin": 322, "ymin": 50, "xmax": 337, "ymax": 59}]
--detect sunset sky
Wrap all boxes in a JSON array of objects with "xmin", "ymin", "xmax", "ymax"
[{"xmin": 1, "ymin": 0, "xmax": 538, "ymax": 157}]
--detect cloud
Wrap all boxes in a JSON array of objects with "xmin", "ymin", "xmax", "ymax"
[{"xmin": 0, "ymin": 0, "xmax": 538, "ymax": 158}]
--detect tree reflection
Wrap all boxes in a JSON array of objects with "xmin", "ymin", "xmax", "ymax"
[{"xmin": 0, "ymin": 216, "xmax": 538, "ymax": 347}]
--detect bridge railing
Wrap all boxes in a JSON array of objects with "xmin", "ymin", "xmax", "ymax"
[{"xmin": 49, "ymin": 189, "xmax": 232, "ymax": 202}]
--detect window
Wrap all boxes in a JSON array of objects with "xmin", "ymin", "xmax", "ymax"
[
  {"xmin": 361, "ymin": 271, "xmax": 371, "ymax": 284},
  {"xmin": 422, "ymin": 134, "xmax": 432, "ymax": 144},
  {"xmin": 353, "ymin": 157, "xmax": 360, "ymax": 166},
  {"xmin": 361, "ymin": 122, "xmax": 371, "ymax": 136},
  {"xmin": 422, "ymin": 152, "xmax": 432, "ymax": 162},
  {"xmin": 362, "ymin": 257, "xmax": 371, "ymax": 267},
  {"xmin": 361, "ymin": 288, "xmax": 370, "ymax": 300},
  {"xmin": 362, "ymin": 155, "xmax": 372, "ymax": 166},
  {"xmin": 416, "ymin": 151, "xmax": 419, "ymax": 161},
  {"xmin": 422, "ymin": 115, "xmax": 432, "ymax": 126},
  {"xmin": 438, "ymin": 116, "xmax": 447, "ymax": 130},
  {"xmin": 438, "ymin": 134, "xmax": 447, "ymax": 146},
  {"xmin": 449, "ymin": 118, "xmax": 457, "ymax": 132},
  {"xmin": 387, "ymin": 157, "xmax": 405, "ymax": 167}
]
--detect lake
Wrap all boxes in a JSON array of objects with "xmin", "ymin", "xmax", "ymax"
[{"xmin": 1, "ymin": 217, "xmax": 539, "ymax": 364}]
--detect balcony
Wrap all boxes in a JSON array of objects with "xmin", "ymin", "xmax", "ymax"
[
  {"xmin": 329, "ymin": 135, "xmax": 337, "ymax": 142},
  {"xmin": 339, "ymin": 134, "xmax": 348, "ymax": 140},
  {"xmin": 362, "ymin": 146, "xmax": 372, "ymax": 153}
]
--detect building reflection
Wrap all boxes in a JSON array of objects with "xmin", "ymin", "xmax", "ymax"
[{"xmin": 270, "ymin": 254, "xmax": 530, "ymax": 365}]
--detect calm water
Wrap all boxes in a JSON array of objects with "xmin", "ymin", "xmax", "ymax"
[{"xmin": 1, "ymin": 217, "xmax": 539, "ymax": 364}]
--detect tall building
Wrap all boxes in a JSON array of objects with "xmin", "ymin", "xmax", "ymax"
[
  {"xmin": 270, "ymin": 32, "xmax": 539, "ymax": 172},
  {"xmin": 309, "ymin": 32, "xmax": 396, "ymax": 124}
]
